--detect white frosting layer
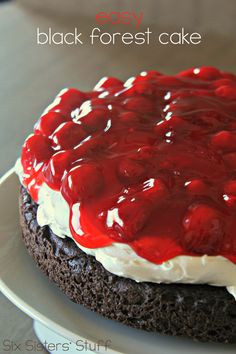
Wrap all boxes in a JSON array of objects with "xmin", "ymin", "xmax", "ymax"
[{"xmin": 15, "ymin": 159, "xmax": 236, "ymax": 299}]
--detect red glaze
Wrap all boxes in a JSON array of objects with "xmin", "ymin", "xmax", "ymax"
[{"xmin": 21, "ymin": 67, "xmax": 236, "ymax": 264}]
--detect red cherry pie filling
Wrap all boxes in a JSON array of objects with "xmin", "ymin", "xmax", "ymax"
[{"xmin": 21, "ymin": 67, "xmax": 236, "ymax": 266}]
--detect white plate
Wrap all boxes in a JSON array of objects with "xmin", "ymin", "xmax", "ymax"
[{"xmin": 0, "ymin": 169, "xmax": 236, "ymax": 354}]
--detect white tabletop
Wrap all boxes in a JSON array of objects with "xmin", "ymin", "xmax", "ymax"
[{"xmin": 0, "ymin": 2, "xmax": 236, "ymax": 353}]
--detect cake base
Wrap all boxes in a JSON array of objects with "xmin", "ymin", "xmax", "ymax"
[{"xmin": 19, "ymin": 186, "xmax": 236, "ymax": 343}]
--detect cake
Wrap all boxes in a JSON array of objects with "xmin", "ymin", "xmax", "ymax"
[{"xmin": 16, "ymin": 67, "xmax": 236, "ymax": 343}]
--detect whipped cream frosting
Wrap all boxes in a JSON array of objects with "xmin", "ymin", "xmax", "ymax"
[{"xmin": 15, "ymin": 159, "xmax": 236, "ymax": 300}]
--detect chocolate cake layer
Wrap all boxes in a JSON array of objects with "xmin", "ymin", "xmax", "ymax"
[{"xmin": 19, "ymin": 186, "xmax": 236, "ymax": 343}]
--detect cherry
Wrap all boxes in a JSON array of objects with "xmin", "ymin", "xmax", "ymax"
[
  {"xmin": 178, "ymin": 67, "xmax": 220, "ymax": 80},
  {"xmin": 51, "ymin": 122, "xmax": 87, "ymax": 150},
  {"xmin": 118, "ymin": 158, "xmax": 147, "ymax": 182},
  {"xmin": 94, "ymin": 77, "xmax": 124, "ymax": 91},
  {"xmin": 211, "ymin": 130, "xmax": 236, "ymax": 151},
  {"xmin": 134, "ymin": 71, "xmax": 161, "ymax": 83},
  {"xmin": 134, "ymin": 81, "xmax": 157, "ymax": 96},
  {"xmin": 215, "ymin": 85, "xmax": 236, "ymax": 100},
  {"xmin": 224, "ymin": 180, "xmax": 236, "ymax": 195},
  {"xmin": 21, "ymin": 134, "xmax": 52, "ymax": 173},
  {"xmin": 142, "ymin": 178, "xmax": 168, "ymax": 202},
  {"xmin": 224, "ymin": 152, "xmax": 236, "ymax": 169},
  {"xmin": 61, "ymin": 164, "xmax": 104, "ymax": 203},
  {"xmin": 178, "ymin": 68, "xmax": 197, "ymax": 78},
  {"xmin": 182, "ymin": 204, "xmax": 223, "ymax": 254},
  {"xmin": 136, "ymin": 145, "xmax": 154, "ymax": 160},
  {"xmin": 51, "ymin": 88, "xmax": 87, "ymax": 115},
  {"xmin": 156, "ymin": 75, "xmax": 181, "ymax": 87},
  {"xmin": 195, "ymin": 67, "xmax": 221, "ymax": 80},
  {"xmin": 224, "ymin": 195, "xmax": 236, "ymax": 207},
  {"xmin": 212, "ymin": 79, "xmax": 234, "ymax": 89},
  {"xmin": 89, "ymin": 98, "xmax": 106, "ymax": 108},
  {"xmin": 34, "ymin": 112, "xmax": 68, "ymax": 136},
  {"xmin": 43, "ymin": 151, "xmax": 75, "ymax": 190},
  {"xmin": 133, "ymin": 73, "xmax": 159, "ymax": 95},
  {"xmin": 124, "ymin": 130, "xmax": 156, "ymax": 145},
  {"xmin": 123, "ymin": 96, "xmax": 155, "ymax": 114},
  {"xmin": 60, "ymin": 88, "xmax": 86, "ymax": 106},
  {"xmin": 79, "ymin": 109, "xmax": 109, "ymax": 133},
  {"xmin": 119, "ymin": 111, "xmax": 141, "ymax": 125},
  {"xmin": 108, "ymin": 198, "xmax": 152, "ymax": 241},
  {"xmin": 223, "ymin": 181, "xmax": 236, "ymax": 207},
  {"xmin": 222, "ymin": 72, "xmax": 236, "ymax": 81},
  {"xmin": 74, "ymin": 135, "xmax": 107, "ymax": 157},
  {"xmin": 196, "ymin": 111, "xmax": 222, "ymax": 128},
  {"xmin": 185, "ymin": 179, "xmax": 208, "ymax": 195},
  {"xmin": 154, "ymin": 116, "xmax": 185, "ymax": 136}
]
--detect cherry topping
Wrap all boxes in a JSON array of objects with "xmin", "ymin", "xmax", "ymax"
[
  {"xmin": 211, "ymin": 130, "xmax": 236, "ymax": 151},
  {"xmin": 43, "ymin": 151, "xmax": 75, "ymax": 189},
  {"xmin": 154, "ymin": 116, "xmax": 186, "ymax": 136},
  {"xmin": 136, "ymin": 145, "xmax": 154, "ymax": 160},
  {"xmin": 79, "ymin": 109, "xmax": 109, "ymax": 133},
  {"xmin": 223, "ymin": 180, "xmax": 236, "ymax": 208},
  {"xmin": 74, "ymin": 135, "xmax": 107, "ymax": 157},
  {"xmin": 212, "ymin": 78, "xmax": 234, "ymax": 88},
  {"xmin": 61, "ymin": 164, "xmax": 104, "ymax": 203},
  {"xmin": 224, "ymin": 180, "xmax": 236, "ymax": 195},
  {"xmin": 118, "ymin": 158, "xmax": 147, "ymax": 182},
  {"xmin": 215, "ymin": 85, "xmax": 236, "ymax": 100},
  {"xmin": 183, "ymin": 204, "xmax": 223, "ymax": 254},
  {"xmin": 224, "ymin": 152, "xmax": 236, "ymax": 169},
  {"xmin": 178, "ymin": 67, "xmax": 220, "ymax": 80},
  {"xmin": 224, "ymin": 195, "xmax": 236, "ymax": 207},
  {"xmin": 107, "ymin": 198, "xmax": 152, "ymax": 241},
  {"xmin": 52, "ymin": 122, "xmax": 87, "ymax": 149},
  {"xmin": 119, "ymin": 111, "xmax": 141, "ymax": 125},
  {"xmin": 21, "ymin": 134, "xmax": 52, "ymax": 173},
  {"xmin": 142, "ymin": 178, "xmax": 168, "ymax": 202},
  {"xmin": 20, "ymin": 68, "xmax": 236, "ymax": 265},
  {"xmin": 123, "ymin": 96, "xmax": 155, "ymax": 114},
  {"xmin": 196, "ymin": 67, "xmax": 221, "ymax": 80},
  {"xmin": 34, "ymin": 112, "xmax": 68, "ymax": 136},
  {"xmin": 94, "ymin": 77, "xmax": 124, "ymax": 91},
  {"xmin": 185, "ymin": 179, "xmax": 208, "ymax": 195},
  {"xmin": 50, "ymin": 88, "xmax": 87, "ymax": 115}
]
